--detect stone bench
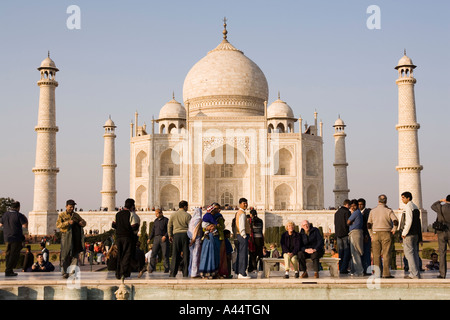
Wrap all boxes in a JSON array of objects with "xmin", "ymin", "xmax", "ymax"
[{"xmin": 262, "ymin": 257, "xmax": 340, "ymax": 278}]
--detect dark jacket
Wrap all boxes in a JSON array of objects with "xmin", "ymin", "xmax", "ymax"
[
  {"xmin": 41, "ymin": 247, "xmax": 50, "ymax": 262},
  {"xmin": 61, "ymin": 223, "xmax": 84, "ymax": 259},
  {"xmin": 22, "ymin": 252, "xmax": 34, "ymax": 271},
  {"xmin": 407, "ymin": 208, "xmax": 423, "ymax": 241},
  {"xmin": 112, "ymin": 209, "xmax": 138, "ymax": 239},
  {"xmin": 361, "ymin": 208, "xmax": 371, "ymax": 238},
  {"xmin": 280, "ymin": 231, "xmax": 301, "ymax": 255},
  {"xmin": 0, "ymin": 210, "xmax": 28, "ymax": 243},
  {"xmin": 150, "ymin": 216, "xmax": 169, "ymax": 239},
  {"xmin": 251, "ymin": 217, "xmax": 264, "ymax": 238},
  {"xmin": 334, "ymin": 206, "xmax": 351, "ymax": 238},
  {"xmin": 299, "ymin": 227, "xmax": 324, "ymax": 253},
  {"xmin": 431, "ymin": 201, "xmax": 450, "ymax": 228},
  {"xmin": 28, "ymin": 260, "xmax": 55, "ymax": 272}
]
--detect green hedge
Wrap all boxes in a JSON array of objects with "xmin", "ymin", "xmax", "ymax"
[
  {"xmin": 422, "ymin": 247, "xmax": 435, "ymax": 260},
  {"xmin": 264, "ymin": 226, "xmax": 287, "ymax": 247}
]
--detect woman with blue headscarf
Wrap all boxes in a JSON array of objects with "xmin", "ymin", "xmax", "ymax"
[
  {"xmin": 188, "ymin": 207, "xmax": 203, "ymax": 278},
  {"xmin": 198, "ymin": 203, "xmax": 222, "ymax": 279}
]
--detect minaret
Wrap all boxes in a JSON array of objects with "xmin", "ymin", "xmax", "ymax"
[
  {"xmin": 395, "ymin": 51, "xmax": 423, "ymax": 210},
  {"xmin": 101, "ymin": 117, "xmax": 117, "ymax": 211},
  {"xmin": 333, "ymin": 116, "xmax": 349, "ymax": 208},
  {"xmin": 29, "ymin": 53, "xmax": 60, "ymax": 235}
]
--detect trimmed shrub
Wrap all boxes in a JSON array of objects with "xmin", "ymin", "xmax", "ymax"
[{"xmin": 422, "ymin": 247, "xmax": 435, "ymax": 260}]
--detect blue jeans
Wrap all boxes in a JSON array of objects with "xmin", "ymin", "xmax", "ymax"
[
  {"xmin": 235, "ymin": 234, "xmax": 249, "ymax": 276},
  {"xmin": 362, "ymin": 235, "xmax": 371, "ymax": 274},
  {"xmin": 403, "ymin": 234, "xmax": 420, "ymax": 278},
  {"xmin": 337, "ymin": 236, "xmax": 351, "ymax": 273},
  {"xmin": 349, "ymin": 229, "xmax": 364, "ymax": 276}
]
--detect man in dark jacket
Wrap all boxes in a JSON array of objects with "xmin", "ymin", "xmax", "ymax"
[
  {"xmin": 298, "ymin": 220, "xmax": 324, "ymax": 279},
  {"xmin": 40, "ymin": 242, "xmax": 50, "ymax": 263},
  {"xmin": 22, "ymin": 245, "xmax": 34, "ymax": 272},
  {"xmin": 148, "ymin": 207, "xmax": 170, "ymax": 274},
  {"xmin": 431, "ymin": 195, "xmax": 450, "ymax": 279},
  {"xmin": 248, "ymin": 209, "xmax": 264, "ymax": 273},
  {"xmin": 400, "ymin": 191, "xmax": 422, "ymax": 279},
  {"xmin": 29, "ymin": 253, "xmax": 55, "ymax": 272},
  {"xmin": 0, "ymin": 201, "xmax": 28, "ymax": 277},
  {"xmin": 358, "ymin": 198, "xmax": 372, "ymax": 275},
  {"xmin": 112, "ymin": 198, "xmax": 140, "ymax": 280},
  {"xmin": 334, "ymin": 199, "xmax": 351, "ymax": 274}
]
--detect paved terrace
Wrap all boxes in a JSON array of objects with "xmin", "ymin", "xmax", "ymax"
[{"xmin": 0, "ymin": 264, "xmax": 448, "ymax": 300}]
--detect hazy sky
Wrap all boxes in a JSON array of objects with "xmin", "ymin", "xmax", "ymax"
[{"xmin": 1, "ymin": 0, "xmax": 449, "ymax": 223}]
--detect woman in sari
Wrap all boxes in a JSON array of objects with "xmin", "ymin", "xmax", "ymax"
[
  {"xmin": 199, "ymin": 203, "xmax": 221, "ymax": 279},
  {"xmin": 211, "ymin": 203, "xmax": 230, "ymax": 278},
  {"xmin": 187, "ymin": 207, "xmax": 203, "ymax": 278}
]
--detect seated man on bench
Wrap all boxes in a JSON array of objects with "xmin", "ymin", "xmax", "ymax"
[{"xmin": 298, "ymin": 220, "xmax": 324, "ymax": 279}]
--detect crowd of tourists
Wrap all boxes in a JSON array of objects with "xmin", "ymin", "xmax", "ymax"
[
  {"xmin": 139, "ymin": 198, "xmax": 267, "ymax": 279},
  {"xmin": 0, "ymin": 191, "xmax": 449, "ymax": 280},
  {"xmin": 333, "ymin": 192, "xmax": 448, "ymax": 279}
]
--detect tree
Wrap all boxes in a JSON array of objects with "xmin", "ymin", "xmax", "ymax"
[
  {"xmin": 0, "ymin": 197, "xmax": 16, "ymax": 244},
  {"xmin": 139, "ymin": 221, "xmax": 149, "ymax": 252},
  {"xmin": 0, "ymin": 197, "xmax": 16, "ymax": 218}
]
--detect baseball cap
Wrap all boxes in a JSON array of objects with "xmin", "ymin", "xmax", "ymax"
[{"xmin": 66, "ymin": 199, "xmax": 76, "ymax": 206}]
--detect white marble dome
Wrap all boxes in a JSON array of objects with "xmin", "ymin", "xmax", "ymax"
[
  {"xmin": 183, "ymin": 39, "xmax": 269, "ymax": 116},
  {"xmin": 38, "ymin": 56, "xmax": 58, "ymax": 70},
  {"xmin": 396, "ymin": 54, "xmax": 415, "ymax": 68},
  {"xmin": 159, "ymin": 98, "xmax": 186, "ymax": 119},
  {"xmin": 333, "ymin": 117, "xmax": 345, "ymax": 127},
  {"xmin": 267, "ymin": 98, "xmax": 295, "ymax": 119},
  {"xmin": 104, "ymin": 117, "xmax": 116, "ymax": 127}
]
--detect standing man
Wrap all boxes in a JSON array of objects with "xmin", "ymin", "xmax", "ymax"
[
  {"xmin": 248, "ymin": 209, "xmax": 264, "ymax": 273},
  {"xmin": 22, "ymin": 245, "xmax": 34, "ymax": 272},
  {"xmin": 168, "ymin": 200, "xmax": 191, "ymax": 278},
  {"xmin": 57, "ymin": 199, "xmax": 86, "ymax": 279},
  {"xmin": 112, "ymin": 198, "xmax": 140, "ymax": 280},
  {"xmin": 347, "ymin": 199, "xmax": 364, "ymax": 277},
  {"xmin": 235, "ymin": 198, "xmax": 251, "ymax": 279},
  {"xmin": 431, "ymin": 195, "xmax": 450, "ymax": 279},
  {"xmin": 358, "ymin": 198, "xmax": 372, "ymax": 275},
  {"xmin": 0, "ymin": 201, "xmax": 28, "ymax": 277},
  {"xmin": 367, "ymin": 194, "xmax": 399, "ymax": 278},
  {"xmin": 334, "ymin": 199, "xmax": 351, "ymax": 274},
  {"xmin": 298, "ymin": 220, "xmax": 324, "ymax": 279},
  {"xmin": 399, "ymin": 191, "xmax": 422, "ymax": 279},
  {"xmin": 40, "ymin": 242, "xmax": 49, "ymax": 263},
  {"xmin": 148, "ymin": 207, "xmax": 170, "ymax": 274}
]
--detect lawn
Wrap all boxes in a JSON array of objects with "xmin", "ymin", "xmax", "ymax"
[{"xmin": 0, "ymin": 244, "xmax": 61, "ymax": 272}]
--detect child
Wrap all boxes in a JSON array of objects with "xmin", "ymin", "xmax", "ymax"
[
  {"xmin": 331, "ymin": 248, "xmax": 339, "ymax": 258},
  {"xmin": 224, "ymin": 229, "xmax": 233, "ymax": 278},
  {"xmin": 269, "ymin": 243, "xmax": 280, "ymax": 258},
  {"xmin": 269, "ymin": 243, "xmax": 280, "ymax": 271},
  {"xmin": 201, "ymin": 205, "xmax": 218, "ymax": 240}
]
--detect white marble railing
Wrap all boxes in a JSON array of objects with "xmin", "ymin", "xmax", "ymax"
[{"xmin": 77, "ymin": 209, "xmax": 338, "ymax": 235}]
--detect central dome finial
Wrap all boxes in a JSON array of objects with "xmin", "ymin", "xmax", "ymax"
[{"xmin": 223, "ymin": 17, "xmax": 228, "ymax": 40}]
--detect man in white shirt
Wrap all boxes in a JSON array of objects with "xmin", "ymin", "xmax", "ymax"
[
  {"xmin": 399, "ymin": 191, "xmax": 422, "ymax": 279},
  {"xmin": 234, "ymin": 198, "xmax": 251, "ymax": 279}
]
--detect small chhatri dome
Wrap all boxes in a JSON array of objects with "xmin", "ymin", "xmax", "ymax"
[
  {"xmin": 267, "ymin": 94, "xmax": 295, "ymax": 119},
  {"xmin": 333, "ymin": 117, "xmax": 345, "ymax": 127},
  {"xmin": 104, "ymin": 116, "xmax": 116, "ymax": 127},
  {"xmin": 159, "ymin": 95, "xmax": 186, "ymax": 119},
  {"xmin": 395, "ymin": 50, "xmax": 416, "ymax": 69},
  {"xmin": 38, "ymin": 52, "xmax": 59, "ymax": 71}
]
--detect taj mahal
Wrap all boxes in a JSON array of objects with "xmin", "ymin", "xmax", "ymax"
[{"xmin": 26, "ymin": 21, "xmax": 428, "ymax": 236}]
